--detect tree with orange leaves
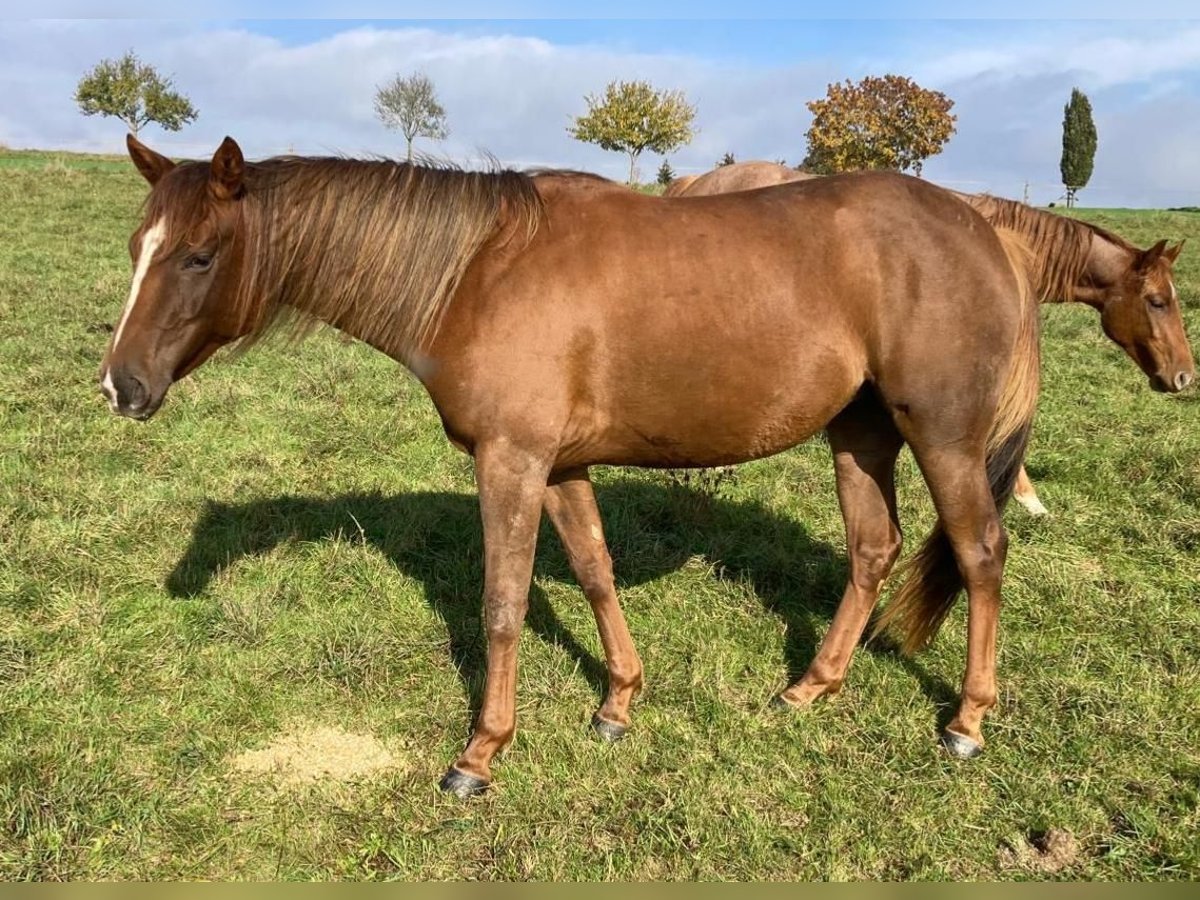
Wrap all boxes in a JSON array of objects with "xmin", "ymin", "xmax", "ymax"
[{"xmin": 803, "ymin": 75, "xmax": 956, "ymax": 177}]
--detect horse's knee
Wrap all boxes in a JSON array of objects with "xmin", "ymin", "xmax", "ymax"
[
  {"xmin": 572, "ymin": 550, "xmax": 615, "ymax": 599},
  {"xmin": 484, "ymin": 594, "xmax": 529, "ymax": 640}
]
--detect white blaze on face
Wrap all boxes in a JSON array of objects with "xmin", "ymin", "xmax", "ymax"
[
  {"xmin": 112, "ymin": 218, "xmax": 166, "ymax": 355},
  {"xmin": 100, "ymin": 368, "xmax": 118, "ymax": 411},
  {"xmin": 101, "ymin": 218, "xmax": 165, "ymax": 409}
]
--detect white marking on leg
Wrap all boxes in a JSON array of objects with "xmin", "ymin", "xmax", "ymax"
[
  {"xmin": 1014, "ymin": 488, "xmax": 1049, "ymax": 517},
  {"xmin": 111, "ymin": 218, "xmax": 165, "ymax": 354}
]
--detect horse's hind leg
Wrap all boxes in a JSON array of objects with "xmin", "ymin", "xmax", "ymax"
[
  {"xmin": 907, "ymin": 441, "xmax": 1007, "ymax": 758},
  {"xmin": 543, "ymin": 468, "xmax": 643, "ymax": 739},
  {"xmin": 777, "ymin": 397, "xmax": 903, "ymax": 707}
]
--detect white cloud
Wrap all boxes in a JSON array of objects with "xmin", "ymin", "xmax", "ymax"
[
  {"xmin": 910, "ymin": 26, "xmax": 1200, "ymax": 88},
  {"xmin": 1, "ymin": 20, "xmax": 1198, "ymax": 206}
]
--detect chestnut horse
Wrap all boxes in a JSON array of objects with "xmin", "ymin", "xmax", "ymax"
[
  {"xmin": 660, "ymin": 172, "xmax": 699, "ymax": 196},
  {"xmin": 955, "ymin": 192, "xmax": 1193, "ymax": 513},
  {"xmin": 102, "ymin": 135, "xmax": 1049, "ymax": 798},
  {"xmin": 673, "ymin": 161, "xmax": 1195, "ymax": 515},
  {"xmin": 663, "ymin": 160, "xmax": 817, "ymax": 196}
]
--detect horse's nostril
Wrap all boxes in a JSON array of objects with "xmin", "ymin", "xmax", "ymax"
[
  {"xmin": 1176, "ymin": 371, "xmax": 1195, "ymax": 391},
  {"xmin": 112, "ymin": 369, "xmax": 149, "ymax": 410}
]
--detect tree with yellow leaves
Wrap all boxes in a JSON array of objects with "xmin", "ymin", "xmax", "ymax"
[
  {"xmin": 569, "ymin": 80, "xmax": 696, "ymax": 184},
  {"xmin": 803, "ymin": 75, "xmax": 956, "ymax": 177}
]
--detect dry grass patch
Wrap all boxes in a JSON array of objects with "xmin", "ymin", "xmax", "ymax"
[
  {"xmin": 1000, "ymin": 828, "xmax": 1082, "ymax": 875},
  {"xmin": 230, "ymin": 722, "xmax": 402, "ymax": 787}
]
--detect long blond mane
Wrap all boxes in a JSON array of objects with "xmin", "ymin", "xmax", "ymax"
[
  {"xmin": 962, "ymin": 194, "xmax": 1134, "ymax": 303},
  {"xmin": 147, "ymin": 157, "xmax": 544, "ymax": 356}
]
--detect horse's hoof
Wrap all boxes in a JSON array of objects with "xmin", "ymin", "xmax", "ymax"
[
  {"xmin": 941, "ymin": 730, "xmax": 983, "ymax": 760},
  {"xmin": 439, "ymin": 767, "xmax": 489, "ymax": 799},
  {"xmin": 591, "ymin": 713, "xmax": 627, "ymax": 742},
  {"xmin": 771, "ymin": 693, "xmax": 801, "ymax": 711},
  {"xmin": 1015, "ymin": 494, "xmax": 1049, "ymax": 517}
]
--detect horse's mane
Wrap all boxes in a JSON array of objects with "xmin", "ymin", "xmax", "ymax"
[
  {"xmin": 146, "ymin": 156, "xmax": 545, "ymax": 356},
  {"xmin": 962, "ymin": 194, "xmax": 1136, "ymax": 303}
]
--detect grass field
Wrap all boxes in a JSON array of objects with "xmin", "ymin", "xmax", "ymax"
[{"xmin": 1, "ymin": 147, "xmax": 1198, "ymax": 880}]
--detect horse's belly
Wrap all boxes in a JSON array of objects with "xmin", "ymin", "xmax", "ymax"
[{"xmin": 557, "ymin": 352, "xmax": 863, "ymax": 469}]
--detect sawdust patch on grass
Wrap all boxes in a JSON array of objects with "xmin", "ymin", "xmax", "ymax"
[
  {"xmin": 230, "ymin": 723, "xmax": 401, "ymax": 786},
  {"xmin": 1000, "ymin": 828, "xmax": 1081, "ymax": 875}
]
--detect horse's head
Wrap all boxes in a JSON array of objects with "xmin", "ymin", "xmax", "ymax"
[
  {"xmin": 1083, "ymin": 238, "xmax": 1194, "ymax": 394},
  {"xmin": 99, "ymin": 135, "xmax": 249, "ymax": 420}
]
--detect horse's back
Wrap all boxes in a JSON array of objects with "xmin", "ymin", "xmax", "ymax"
[
  {"xmin": 662, "ymin": 174, "xmax": 699, "ymax": 197},
  {"xmin": 498, "ymin": 170, "xmax": 1022, "ymax": 369},
  {"xmin": 677, "ymin": 161, "xmax": 816, "ymax": 196}
]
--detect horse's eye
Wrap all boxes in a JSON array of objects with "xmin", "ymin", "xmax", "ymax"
[
  {"xmin": 1148, "ymin": 294, "xmax": 1168, "ymax": 309},
  {"xmin": 184, "ymin": 253, "xmax": 213, "ymax": 271}
]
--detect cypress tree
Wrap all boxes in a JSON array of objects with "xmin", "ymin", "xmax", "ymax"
[{"xmin": 1060, "ymin": 88, "xmax": 1097, "ymax": 208}]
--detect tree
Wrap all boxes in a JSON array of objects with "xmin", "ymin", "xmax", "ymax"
[
  {"xmin": 804, "ymin": 74, "xmax": 956, "ymax": 177},
  {"xmin": 75, "ymin": 50, "xmax": 197, "ymax": 138},
  {"xmin": 374, "ymin": 72, "xmax": 449, "ymax": 163},
  {"xmin": 1060, "ymin": 88, "xmax": 1097, "ymax": 209},
  {"xmin": 717, "ymin": 152, "xmax": 736, "ymax": 167},
  {"xmin": 569, "ymin": 80, "xmax": 696, "ymax": 184},
  {"xmin": 656, "ymin": 159, "xmax": 676, "ymax": 185},
  {"xmin": 797, "ymin": 151, "xmax": 836, "ymax": 175}
]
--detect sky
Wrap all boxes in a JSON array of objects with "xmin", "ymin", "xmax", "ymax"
[{"xmin": 3, "ymin": 11, "xmax": 1200, "ymax": 206}]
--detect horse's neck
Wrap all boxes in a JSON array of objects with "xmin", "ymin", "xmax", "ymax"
[
  {"xmin": 248, "ymin": 162, "xmax": 511, "ymax": 369},
  {"xmin": 1076, "ymin": 232, "xmax": 1132, "ymax": 307}
]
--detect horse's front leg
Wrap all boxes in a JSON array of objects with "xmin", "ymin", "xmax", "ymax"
[{"xmin": 440, "ymin": 440, "xmax": 552, "ymax": 798}]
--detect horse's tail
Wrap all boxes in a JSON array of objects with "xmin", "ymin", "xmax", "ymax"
[{"xmin": 872, "ymin": 227, "xmax": 1040, "ymax": 654}]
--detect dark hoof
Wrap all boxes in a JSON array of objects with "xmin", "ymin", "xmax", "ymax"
[
  {"xmin": 941, "ymin": 730, "xmax": 983, "ymax": 760},
  {"xmin": 439, "ymin": 767, "xmax": 489, "ymax": 799},
  {"xmin": 591, "ymin": 713, "xmax": 628, "ymax": 742},
  {"xmin": 771, "ymin": 694, "xmax": 801, "ymax": 711}
]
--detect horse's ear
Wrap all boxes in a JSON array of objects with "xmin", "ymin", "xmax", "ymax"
[
  {"xmin": 1137, "ymin": 239, "xmax": 1169, "ymax": 272},
  {"xmin": 1165, "ymin": 240, "xmax": 1185, "ymax": 265},
  {"xmin": 209, "ymin": 136, "xmax": 245, "ymax": 201},
  {"xmin": 127, "ymin": 133, "xmax": 175, "ymax": 185}
]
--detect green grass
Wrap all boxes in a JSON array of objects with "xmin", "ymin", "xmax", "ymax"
[{"xmin": 1, "ymin": 148, "xmax": 1198, "ymax": 881}]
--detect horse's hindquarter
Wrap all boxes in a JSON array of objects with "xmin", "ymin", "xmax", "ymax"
[{"xmin": 426, "ymin": 173, "xmax": 1020, "ymax": 468}]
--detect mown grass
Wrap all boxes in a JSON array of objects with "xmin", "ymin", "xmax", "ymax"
[{"xmin": 0, "ymin": 148, "xmax": 1198, "ymax": 881}]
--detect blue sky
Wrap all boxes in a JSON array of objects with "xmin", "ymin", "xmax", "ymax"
[
  {"xmin": 241, "ymin": 18, "xmax": 992, "ymax": 63},
  {"xmin": 3, "ymin": 14, "xmax": 1199, "ymax": 206},
  {"xmin": 237, "ymin": 17, "xmax": 1196, "ymax": 69}
]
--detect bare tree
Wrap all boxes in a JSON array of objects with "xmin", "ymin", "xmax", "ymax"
[{"xmin": 374, "ymin": 72, "xmax": 449, "ymax": 162}]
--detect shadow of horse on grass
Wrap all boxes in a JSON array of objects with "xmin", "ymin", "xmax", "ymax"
[{"xmin": 166, "ymin": 479, "xmax": 956, "ymax": 724}]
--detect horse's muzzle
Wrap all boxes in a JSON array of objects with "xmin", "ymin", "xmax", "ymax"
[
  {"xmin": 1149, "ymin": 367, "xmax": 1194, "ymax": 394},
  {"xmin": 100, "ymin": 367, "xmax": 163, "ymax": 420}
]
